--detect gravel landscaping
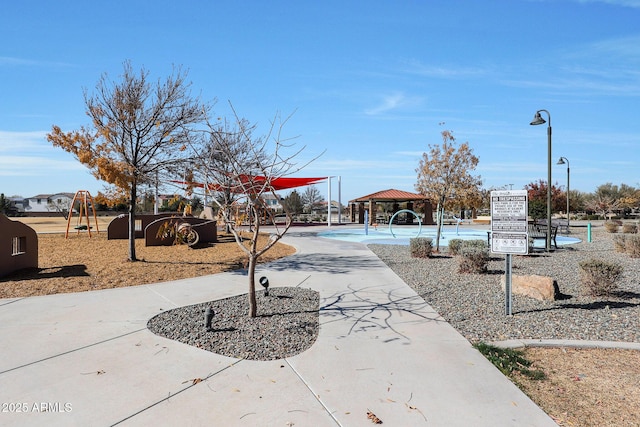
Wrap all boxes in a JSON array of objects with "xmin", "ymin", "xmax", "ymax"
[{"xmin": 368, "ymin": 225, "xmax": 640, "ymax": 343}]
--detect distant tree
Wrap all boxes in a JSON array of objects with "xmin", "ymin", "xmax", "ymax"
[
  {"xmin": 415, "ymin": 130, "xmax": 482, "ymax": 251},
  {"xmin": 47, "ymin": 61, "xmax": 208, "ymax": 261},
  {"xmin": 584, "ymin": 194, "xmax": 620, "ymax": 219},
  {"xmin": 47, "ymin": 197, "xmax": 72, "ymax": 219},
  {"xmin": 159, "ymin": 194, "xmax": 187, "ymax": 212},
  {"xmin": 283, "ymin": 190, "xmax": 304, "ymax": 214},
  {"xmin": 0, "ymin": 193, "xmax": 13, "ymax": 215},
  {"xmin": 94, "ymin": 189, "xmax": 128, "ymax": 212},
  {"xmin": 591, "ymin": 183, "xmax": 639, "ymax": 216},
  {"xmin": 190, "ymin": 196, "xmax": 203, "ymax": 213},
  {"xmin": 301, "ymin": 184, "xmax": 323, "ymax": 213},
  {"xmin": 567, "ymin": 189, "xmax": 587, "ymax": 213},
  {"xmin": 523, "ymin": 179, "xmax": 565, "ymax": 219}
]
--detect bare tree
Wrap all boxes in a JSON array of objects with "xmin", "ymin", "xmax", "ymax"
[
  {"xmin": 47, "ymin": 61, "xmax": 209, "ymax": 261},
  {"xmin": 301, "ymin": 184, "xmax": 323, "ymax": 213},
  {"xmin": 415, "ymin": 130, "xmax": 482, "ymax": 251},
  {"xmin": 191, "ymin": 107, "xmax": 318, "ymax": 317},
  {"xmin": 187, "ymin": 118, "xmax": 268, "ymax": 232}
]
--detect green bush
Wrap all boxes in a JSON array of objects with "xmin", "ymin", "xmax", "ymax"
[
  {"xmin": 458, "ymin": 247, "xmax": 489, "ymax": 273},
  {"xmin": 578, "ymin": 259, "xmax": 623, "ymax": 296},
  {"xmin": 604, "ymin": 221, "xmax": 619, "ymax": 233},
  {"xmin": 448, "ymin": 239, "xmax": 463, "ymax": 255},
  {"xmin": 612, "ymin": 235, "xmax": 627, "ymax": 253},
  {"xmin": 410, "ymin": 237, "xmax": 433, "ymax": 258},
  {"xmin": 461, "ymin": 239, "xmax": 487, "ymax": 250},
  {"xmin": 625, "ymin": 235, "xmax": 640, "ymax": 258},
  {"xmin": 622, "ymin": 223, "xmax": 638, "ymax": 234}
]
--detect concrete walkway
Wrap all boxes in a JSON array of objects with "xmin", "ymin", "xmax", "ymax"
[{"xmin": 0, "ymin": 227, "xmax": 557, "ymax": 426}]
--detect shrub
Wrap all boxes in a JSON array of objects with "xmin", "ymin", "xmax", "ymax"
[
  {"xmin": 625, "ymin": 235, "xmax": 640, "ymax": 258},
  {"xmin": 448, "ymin": 239, "xmax": 463, "ymax": 255},
  {"xmin": 604, "ymin": 221, "xmax": 619, "ymax": 233},
  {"xmin": 622, "ymin": 223, "xmax": 638, "ymax": 234},
  {"xmin": 410, "ymin": 237, "xmax": 433, "ymax": 258},
  {"xmin": 578, "ymin": 259, "xmax": 623, "ymax": 296},
  {"xmin": 458, "ymin": 247, "xmax": 489, "ymax": 273},
  {"xmin": 612, "ymin": 235, "xmax": 627, "ymax": 253},
  {"xmin": 461, "ymin": 239, "xmax": 487, "ymax": 250}
]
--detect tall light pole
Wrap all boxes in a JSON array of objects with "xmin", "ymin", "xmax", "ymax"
[
  {"xmin": 530, "ymin": 109, "xmax": 552, "ymax": 251},
  {"xmin": 557, "ymin": 157, "xmax": 570, "ymax": 232}
]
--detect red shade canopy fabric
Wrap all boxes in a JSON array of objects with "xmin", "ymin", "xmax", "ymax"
[{"xmin": 171, "ymin": 176, "xmax": 326, "ymax": 192}]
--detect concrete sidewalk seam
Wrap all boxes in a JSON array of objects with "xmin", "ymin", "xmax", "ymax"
[
  {"xmin": 284, "ymin": 358, "xmax": 342, "ymax": 427},
  {"xmin": 0, "ymin": 328, "xmax": 147, "ymax": 375},
  {"xmin": 110, "ymin": 359, "xmax": 243, "ymax": 426}
]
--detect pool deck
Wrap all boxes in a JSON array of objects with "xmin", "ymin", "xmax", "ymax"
[{"xmin": 0, "ymin": 225, "xmax": 556, "ymax": 426}]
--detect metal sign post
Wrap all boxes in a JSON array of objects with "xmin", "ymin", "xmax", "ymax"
[
  {"xmin": 490, "ymin": 190, "xmax": 528, "ymax": 316},
  {"xmin": 505, "ymin": 254, "xmax": 512, "ymax": 315}
]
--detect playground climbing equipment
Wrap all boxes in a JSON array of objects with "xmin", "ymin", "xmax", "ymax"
[{"xmin": 65, "ymin": 190, "xmax": 99, "ymax": 238}]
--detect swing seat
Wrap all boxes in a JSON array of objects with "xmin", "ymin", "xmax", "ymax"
[{"xmin": 74, "ymin": 225, "xmax": 91, "ymax": 230}]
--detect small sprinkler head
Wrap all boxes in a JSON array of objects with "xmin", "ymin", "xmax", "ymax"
[{"xmin": 259, "ymin": 276, "xmax": 270, "ymax": 296}]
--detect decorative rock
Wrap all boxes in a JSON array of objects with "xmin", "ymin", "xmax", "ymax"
[{"xmin": 500, "ymin": 275, "xmax": 557, "ymax": 301}]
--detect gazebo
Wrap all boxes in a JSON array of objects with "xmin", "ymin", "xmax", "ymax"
[{"xmin": 349, "ymin": 189, "xmax": 434, "ymax": 225}]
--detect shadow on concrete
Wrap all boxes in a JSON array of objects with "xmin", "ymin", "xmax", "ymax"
[{"xmin": 320, "ymin": 284, "xmax": 445, "ymax": 343}]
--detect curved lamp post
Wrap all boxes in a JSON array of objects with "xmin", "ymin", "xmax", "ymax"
[
  {"xmin": 530, "ymin": 110, "xmax": 552, "ymax": 251},
  {"xmin": 557, "ymin": 156, "xmax": 570, "ymax": 232}
]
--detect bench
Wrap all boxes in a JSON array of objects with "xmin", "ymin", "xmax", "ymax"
[
  {"xmin": 528, "ymin": 224, "xmax": 557, "ymax": 250},
  {"xmin": 536, "ymin": 218, "xmax": 569, "ymax": 234}
]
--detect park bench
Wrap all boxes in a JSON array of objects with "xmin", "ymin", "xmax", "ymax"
[
  {"xmin": 528, "ymin": 223, "xmax": 557, "ymax": 251},
  {"xmin": 536, "ymin": 218, "xmax": 569, "ymax": 234}
]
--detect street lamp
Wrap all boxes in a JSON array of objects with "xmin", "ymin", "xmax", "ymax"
[
  {"xmin": 530, "ymin": 110, "xmax": 552, "ymax": 251},
  {"xmin": 557, "ymin": 157, "xmax": 570, "ymax": 232}
]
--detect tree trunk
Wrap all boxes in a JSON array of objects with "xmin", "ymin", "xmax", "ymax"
[
  {"xmin": 247, "ymin": 205, "xmax": 261, "ymax": 317},
  {"xmin": 248, "ymin": 255, "xmax": 257, "ymax": 317},
  {"xmin": 434, "ymin": 201, "xmax": 443, "ymax": 252},
  {"xmin": 128, "ymin": 185, "xmax": 137, "ymax": 261}
]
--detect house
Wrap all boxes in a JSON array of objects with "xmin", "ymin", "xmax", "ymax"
[
  {"xmin": 260, "ymin": 193, "xmax": 284, "ymax": 213},
  {"xmin": 23, "ymin": 193, "xmax": 75, "ymax": 214}
]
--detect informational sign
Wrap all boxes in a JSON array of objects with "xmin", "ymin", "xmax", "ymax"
[
  {"xmin": 491, "ymin": 233, "xmax": 528, "ymax": 254},
  {"xmin": 491, "ymin": 190, "xmax": 528, "ymax": 255},
  {"xmin": 490, "ymin": 189, "xmax": 529, "ymax": 315}
]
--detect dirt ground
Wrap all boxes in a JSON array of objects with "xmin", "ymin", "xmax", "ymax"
[
  {"xmin": 3, "ymin": 216, "xmax": 639, "ymax": 426},
  {"xmin": 0, "ymin": 216, "xmax": 296, "ymax": 298}
]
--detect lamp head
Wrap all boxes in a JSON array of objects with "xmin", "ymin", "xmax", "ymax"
[
  {"xmin": 557, "ymin": 157, "xmax": 566, "ymax": 165},
  {"xmin": 530, "ymin": 111, "xmax": 546, "ymax": 126},
  {"xmin": 259, "ymin": 276, "xmax": 270, "ymax": 296}
]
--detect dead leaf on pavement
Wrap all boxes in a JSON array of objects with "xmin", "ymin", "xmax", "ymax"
[{"xmin": 367, "ymin": 409, "xmax": 383, "ymax": 424}]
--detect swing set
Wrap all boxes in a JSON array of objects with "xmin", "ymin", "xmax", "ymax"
[{"xmin": 65, "ymin": 190, "xmax": 100, "ymax": 238}]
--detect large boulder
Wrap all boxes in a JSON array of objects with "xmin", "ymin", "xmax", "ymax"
[{"xmin": 500, "ymin": 274, "xmax": 558, "ymax": 301}]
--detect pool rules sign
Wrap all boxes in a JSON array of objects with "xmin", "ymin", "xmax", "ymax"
[
  {"xmin": 491, "ymin": 189, "xmax": 528, "ymax": 316},
  {"xmin": 490, "ymin": 190, "xmax": 528, "ymax": 255}
]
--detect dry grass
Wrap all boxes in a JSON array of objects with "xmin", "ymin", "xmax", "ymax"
[
  {"xmin": 517, "ymin": 347, "xmax": 640, "ymax": 427},
  {"xmin": 0, "ymin": 216, "xmax": 295, "ymax": 298},
  {"xmin": 3, "ymin": 216, "xmax": 640, "ymax": 425}
]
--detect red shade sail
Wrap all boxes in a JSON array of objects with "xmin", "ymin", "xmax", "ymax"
[{"xmin": 171, "ymin": 176, "xmax": 326, "ymax": 192}]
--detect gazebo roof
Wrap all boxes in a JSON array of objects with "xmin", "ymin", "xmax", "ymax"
[{"xmin": 350, "ymin": 188, "xmax": 426, "ymax": 203}]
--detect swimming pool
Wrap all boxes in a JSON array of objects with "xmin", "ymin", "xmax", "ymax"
[{"xmin": 318, "ymin": 226, "xmax": 581, "ymax": 247}]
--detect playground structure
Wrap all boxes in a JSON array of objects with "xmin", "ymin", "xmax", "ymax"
[
  {"xmin": 107, "ymin": 213, "xmax": 217, "ymax": 247},
  {"xmin": 0, "ymin": 214, "xmax": 38, "ymax": 277},
  {"xmin": 66, "ymin": 190, "xmax": 99, "ymax": 238}
]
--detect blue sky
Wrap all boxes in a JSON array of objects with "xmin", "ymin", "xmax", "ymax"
[{"xmin": 1, "ymin": 0, "xmax": 639, "ymax": 204}]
